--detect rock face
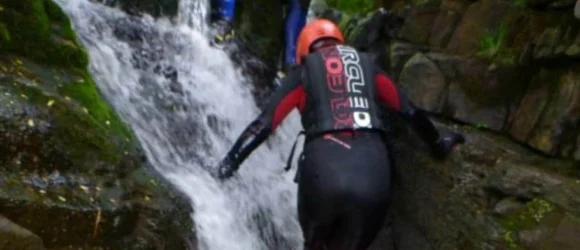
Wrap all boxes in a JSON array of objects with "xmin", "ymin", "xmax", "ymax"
[
  {"xmin": 325, "ymin": 0, "xmax": 580, "ymax": 160},
  {"xmin": 0, "ymin": 0, "xmax": 195, "ymax": 249},
  {"xmin": 307, "ymin": 1, "xmax": 580, "ymax": 249},
  {"xmin": 372, "ymin": 117, "xmax": 580, "ymax": 250}
]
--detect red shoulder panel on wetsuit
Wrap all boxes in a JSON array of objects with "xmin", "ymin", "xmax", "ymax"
[
  {"xmin": 375, "ymin": 74, "xmax": 401, "ymax": 112},
  {"xmin": 271, "ymin": 85, "xmax": 306, "ymax": 129}
]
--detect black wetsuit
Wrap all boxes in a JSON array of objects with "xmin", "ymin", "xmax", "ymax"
[{"xmin": 219, "ymin": 45, "xmax": 456, "ymax": 250}]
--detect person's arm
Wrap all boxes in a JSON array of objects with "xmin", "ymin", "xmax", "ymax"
[
  {"xmin": 374, "ymin": 67, "xmax": 465, "ymax": 157},
  {"xmin": 217, "ymin": 68, "xmax": 305, "ymax": 179}
]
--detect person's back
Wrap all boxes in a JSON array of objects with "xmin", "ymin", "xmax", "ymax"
[
  {"xmin": 291, "ymin": 42, "xmax": 393, "ymax": 249},
  {"xmin": 215, "ymin": 19, "xmax": 465, "ymax": 250}
]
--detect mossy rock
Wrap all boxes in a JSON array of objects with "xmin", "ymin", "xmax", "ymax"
[
  {"xmin": 0, "ymin": 0, "xmax": 194, "ymax": 248},
  {"xmin": 0, "ymin": 0, "xmax": 88, "ymax": 70},
  {"xmin": 378, "ymin": 114, "xmax": 579, "ymax": 249},
  {"xmin": 232, "ymin": 0, "xmax": 285, "ymax": 66}
]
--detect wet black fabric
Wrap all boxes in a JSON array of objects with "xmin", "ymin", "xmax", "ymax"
[{"xmin": 297, "ymin": 131, "xmax": 392, "ymax": 250}]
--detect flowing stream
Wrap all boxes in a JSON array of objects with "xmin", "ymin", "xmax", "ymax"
[{"xmin": 55, "ymin": 0, "xmax": 304, "ymax": 249}]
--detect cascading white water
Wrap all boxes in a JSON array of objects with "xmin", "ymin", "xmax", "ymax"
[{"xmin": 55, "ymin": 0, "xmax": 304, "ymax": 249}]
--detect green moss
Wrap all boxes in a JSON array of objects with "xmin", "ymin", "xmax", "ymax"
[
  {"xmin": 511, "ymin": 0, "xmax": 527, "ymax": 9},
  {"xmin": 0, "ymin": 3, "xmax": 9, "ymax": 46},
  {"xmin": 478, "ymin": 22, "xmax": 508, "ymax": 59},
  {"xmin": 58, "ymin": 71, "xmax": 132, "ymax": 139},
  {"xmin": 0, "ymin": 0, "xmax": 87, "ymax": 69},
  {"xmin": 477, "ymin": 21, "xmax": 519, "ymax": 65},
  {"xmin": 502, "ymin": 230, "xmax": 521, "ymax": 249},
  {"xmin": 494, "ymin": 199, "xmax": 555, "ymax": 249},
  {"xmin": 0, "ymin": 22, "xmax": 9, "ymax": 45},
  {"xmin": 497, "ymin": 199, "xmax": 555, "ymax": 231},
  {"xmin": 325, "ymin": 0, "xmax": 376, "ymax": 14},
  {"xmin": 6, "ymin": 79, "xmax": 122, "ymax": 164},
  {"xmin": 0, "ymin": 0, "xmax": 134, "ymax": 163}
]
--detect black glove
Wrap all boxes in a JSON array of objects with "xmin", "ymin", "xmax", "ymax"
[
  {"xmin": 216, "ymin": 155, "xmax": 239, "ymax": 180},
  {"xmin": 432, "ymin": 131, "xmax": 465, "ymax": 159}
]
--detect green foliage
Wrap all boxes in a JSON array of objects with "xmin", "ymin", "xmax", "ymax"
[
  {"xmin": 478, "ymin": 22, "xmax": 508, "ymax": 59},
  {"xmin": 325, "ymin": 0, "xmax": 375, "ymax": 14},
  {"xmin": 512, "ymin": 0, "xmax": 527, "ymax": 8},
  {"xmin": 475, "ymin": 122, "xmax": 489, "ymax": 130},
  {"xmin": 477, "ymin": 21, "xmax": 518, "ymax": 65},
  {"xmin": 0, "ymin": 22, "xmax": 9, "ymax": 44},
  {"xmin": 497, "ymin": 198, "xmax": 555, "ymax": 234}
]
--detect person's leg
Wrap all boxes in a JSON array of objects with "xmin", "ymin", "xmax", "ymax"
[
  {"xmin": 325, "ymin": 132, "xmax": 391, "ymax": 250},
  {"xmin": 283, "ymin": 0, "xmax": 309, "ymax": 68},
  {"xmin": 298, "ymin": 132, "xmax": 392, "ymax": 250},
  {"xmin": 297, "ymin": 136, "xmax": 342, "ymax": 250},
  {"xmin": 216, "ymin": 0, "xmax": 235, "ymax": 21}
]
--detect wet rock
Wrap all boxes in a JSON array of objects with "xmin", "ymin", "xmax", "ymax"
[
  {"xmin": 533, "ymin": 24, "xmax": 580, "ymax": 66},
  {"xmin": 0, "ymin": 1, "xmax": 195, "ymax": 249},
  {"xmin": 484, "ymin": 163, "xmax": 565, "ymax": 200},
  {"xmin": 538, "ymin": 214, "xmax": 580, "ymax": 249},
  {"xmin": 233, "ymin": 0, "xmax": 285, "ymax": 67},
  {"xmin": 506, "ymin": 69, "xmax": 552, "ymax": 143},
  {"xmin": 428, "ymin": 0, "xmax": 470, "ymax": 48},
  {"xmin": 445, "ymin": 79, "xmax": 509, "ymax": 131},
  {"xmin": 508, "ymin": 65, "xmax": 580, "ymax": 160},
  {"xmin": 565, "ymin": 33, "xmax": 580, "ymax": 57},
  {"xmin": 0, "ymin": 214, "xmax": 46, "ymax": 250},
  {"xmin": 493, "ymin": 198, "xmax": 525, "ymax": 216},
  {"xmin": 446, "ymin": 0, "xmax": 517, "ymax": 55},
  {"xmin": 548, "ymin": 0, "xmax": 577, "ymax": 9},
  {"xmin": 518, "ymin": 227, "xmax": 550, "ymax": 249},
  {"xmin": 534, "ymin": 27, "xmax": 565, "ymax": 60},
  {"xmin": 576, "ymin": 0, "xmax": 580, "ymax": 19},
  {"xmin": 428, "ymin": 53, "xmax": 529, "ymax": 131},
  {"xmin": 381, "ymin": 115, "xmax": 579, "ymax": 249},
  {"xmin": 398, "ymin": 2, "xmax": 441, "ymax": 45},
  {"xmin": 398, "ymin": 53, "xmax": 447, "ymax": 112},
  {"xmin": 388, "ymin": 42, "xmax": 424, "ymax": 81}
]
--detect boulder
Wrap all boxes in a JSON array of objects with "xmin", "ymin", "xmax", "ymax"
[
  {"xmin": 398, "ymin": 53, "xmax": 447, "ymax": 112},
  {"xmin": 392, "ymin": 49, "xmax": 531, "ymax": 131}
]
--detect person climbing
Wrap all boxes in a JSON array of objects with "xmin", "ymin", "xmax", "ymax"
[
  {"xmin": 215, "ymin": 19, "xmax": 465, "ymax": 250},
  {"xmin": 211, "ymin": 0, "xmax": 311, "ymax": 74}
]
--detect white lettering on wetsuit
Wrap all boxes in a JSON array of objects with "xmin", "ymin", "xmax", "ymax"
[
  {"xmin": 338, "ymin": 45, "xmax": 372, "ymax": 129},
  {"xmin": 321, "ymin": 45, "xmax": 373, "ymax": 130}
]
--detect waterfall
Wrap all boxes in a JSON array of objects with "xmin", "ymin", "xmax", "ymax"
[{"xmin": 55, "ymin": 0, "xmax": 304, "ymax": 249}]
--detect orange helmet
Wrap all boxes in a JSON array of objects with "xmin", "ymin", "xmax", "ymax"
[{"xmin": 295, "ymin": 19, "xmax": 345, "ymax": 64}]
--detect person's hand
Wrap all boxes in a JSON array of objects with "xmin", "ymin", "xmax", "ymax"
[
  {"xmin": 272, "ymin": 70, "xmax": 286, "ymax": 88},
  {"xmin": 432, "ymin": 131, "xmax": 465, "ymax": 159},
  {"xmin": 216, "ymin": 156, "xmax": 238, "ymax": 180}
]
